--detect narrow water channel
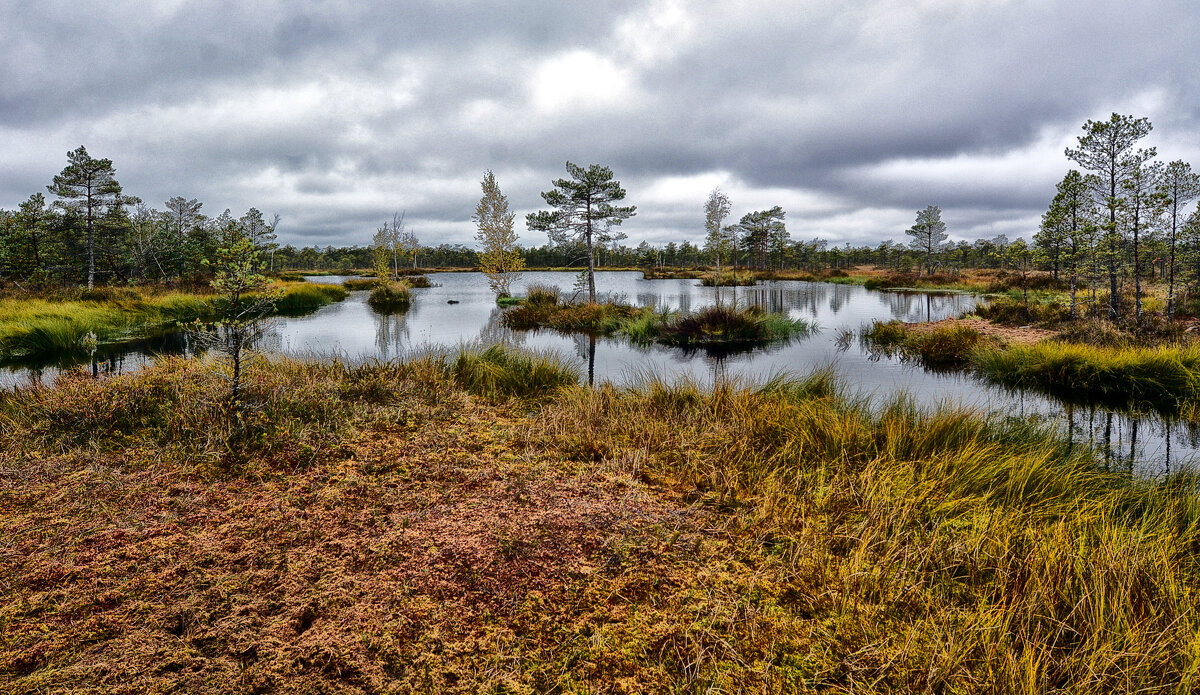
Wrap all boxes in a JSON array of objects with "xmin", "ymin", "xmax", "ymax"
[{"xmin": 4, "ymin": 271, "xmax": 1195, "ymax": 476}]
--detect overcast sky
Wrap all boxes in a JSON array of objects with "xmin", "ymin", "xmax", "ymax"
[{"xmin": 3, "ymin": 0, "xmax": 1199, "ymax": 250}]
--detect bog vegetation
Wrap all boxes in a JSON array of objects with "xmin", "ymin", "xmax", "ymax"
[{"xmin": 3, "ymin": 348, "xmax": 1200, "ymax": 692}]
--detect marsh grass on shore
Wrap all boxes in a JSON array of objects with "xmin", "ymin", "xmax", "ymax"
[
  {"xmin": 974, "ymin": 340, "xmax": 1200, "ymax": 413},
  {"xmin": 3, "ymin": 349, "xmax": 1200, "ymax": 691},
  {"xmin": 0, "ymin": 283, "xmax": 346, "ymax": 358},
  {"xmin": 863, "ymin": 318, "xmax": 1200, "ymax": 415}
]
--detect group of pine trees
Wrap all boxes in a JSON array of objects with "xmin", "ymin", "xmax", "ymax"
[
  {"xmin": 1034, "ymin": 114, "xmax": 1200, "ymax": 321},
  {"xmin": 0, "ymin": 146, "xmax": 279, "ymax": 288}
]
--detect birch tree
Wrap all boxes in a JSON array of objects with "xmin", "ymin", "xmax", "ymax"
[{"xmin": 473, "ymin": 170, "xmax": 524, "ymax": 297}]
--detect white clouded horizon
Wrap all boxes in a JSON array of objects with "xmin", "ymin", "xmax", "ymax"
[{"xmin": 2, "ymin": 0, "xmax": 1198, "ymax": 250}]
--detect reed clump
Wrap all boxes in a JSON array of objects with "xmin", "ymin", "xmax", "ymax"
[
  {"xmin": 273, "ymin": 283, "xmax": 347, "ymax": 314},
  {"xmin": 342, "ymin": 277, "xmax": 380, "ymax": 291}
]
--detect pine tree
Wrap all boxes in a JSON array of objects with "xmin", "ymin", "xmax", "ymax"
[
  {"xmin": 47, "ymin": 146, "xmax": 123, "ymax": 289},
  {"xmin": 527, "ymin": 162, "xmax": 636, "ymax": 303},
  {"xmin": 905, "ymin": 205, "xmax": 948, "ymax": 275},
  {"xmin": 1160, "ymin": 161, "xmax": 1200, "ymax": 318},
  {"xmin": 1065, "ymin": 113, "xmax": 1155, "ymax": 319}
]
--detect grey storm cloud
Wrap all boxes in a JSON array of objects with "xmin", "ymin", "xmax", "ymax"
[{"xmin": 3, "ymin": 0, "xmax": 1199, "ymax": 248}]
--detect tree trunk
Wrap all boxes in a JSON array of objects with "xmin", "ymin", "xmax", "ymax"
[
  {"xmin": 1169, "ymin": 207, "xmax": 1179, "ymax": 320},
  {"xmin": 585, "ymin": 224, "xmax": 596, "ymax": 303}
]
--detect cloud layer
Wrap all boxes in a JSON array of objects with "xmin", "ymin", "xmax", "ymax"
[{"xmin": 3, "ymin": 0, "xmax": 1199, "ymax": 248}]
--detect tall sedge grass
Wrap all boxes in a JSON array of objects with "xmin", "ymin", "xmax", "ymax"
[
  {"xmin": 530, "ymin": 373, "xmax": 1200, "ymax": 691},
  {"xmin": 974, "ymin": 340, "xmax": 1200, "ymax": 412},
  {"xmin": 449, "ymin": 343, "xmax": 580, "ymax": 402},
  {"xmin": 273, "ymin": 283, "xmax": 347, "ymax": 314},
  {"xmin": 862, "ymin": 320, "xmax": 987, "ymax": 368}
]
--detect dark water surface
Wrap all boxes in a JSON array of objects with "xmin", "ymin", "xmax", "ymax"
[{"xmin": 4, "ymin": 271, "xmax": 1197, "ymax": 475}]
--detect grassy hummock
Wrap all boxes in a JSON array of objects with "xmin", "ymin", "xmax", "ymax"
[
  {"xmin": 272, "ymin": 283, "xmax": 347, "ymax": 315},
  {"xmin": 367, "ymin": 281, "xmax": 412, "ymax": 312},
  {"xmin": 2, "ymin": 351, "xmax": 1200, "ymax": 691},
  {"xmin": 502, "ymin": 289, "xmax": 808, "ymax": 351},
  {"xmin": 624, "ymin": 305, "xmax": 811, "ymax": 350},
  {"xmin": 699, "ymin": 272, "xmax": 758, "ymax": 287},
  {"xmin": 862, "ymin": 320, "xmax": 990, "ymax": 369}
]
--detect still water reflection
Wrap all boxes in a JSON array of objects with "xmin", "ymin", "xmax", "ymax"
[{"xmin": 3, "ymin": 271, "xmax": 1196, "ymax": 475}]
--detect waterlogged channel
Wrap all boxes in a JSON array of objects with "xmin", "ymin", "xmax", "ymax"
[{"xmin": 3, "ymin": 271, "xmax": 1196, "ymax": 475}]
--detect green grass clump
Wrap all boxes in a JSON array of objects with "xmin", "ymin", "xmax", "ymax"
[
  {"xmin": 448, "ymin": 343, "xmax": 580, "ymax": 402},
  {"xmin": 975, "ymin": 295, "xmax": 1069, "ymax": 325},
  {"xmin": 502, "ymin": 300, "xmax": 641, "ymax": 334},
  {"xmin": 699, "ymin": 272, "xmax": 757, "ymax": 287},
  {"xmin": 863, "ymin": 320, "xmax": 989, "ymax": 369},
  {"xmin": 342, "ymin": 277, "xmax": 380, "ymax": 291},
  {"xmin": 974, "ymin": 340, "xmax": 1200, "ymax": 413},
  {"xmin": 367, "ymin": 282, "xmax": 412, "ymax": 312},
  {"xmin": 496, "ymin": 295, "xmax": 523, "ymax": 307},
  {"xmin": 272, "ymin": 283, "xmax": 347, "ymax": 314},
  {"xmin": 634, "ymin": 305, "xmax": 811, "ymax": 349}
]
